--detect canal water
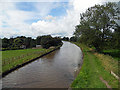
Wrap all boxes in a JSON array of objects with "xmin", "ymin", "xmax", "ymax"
[{"xmin": 2, "ymin": 41, "xmax": 83, "ymax": 88}]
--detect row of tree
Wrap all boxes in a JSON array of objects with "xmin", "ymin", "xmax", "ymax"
[
  {"xmin": 62, "ymin": 36, "xmax": 77, "ymax": 42},
  {"xmin": 73, "ymin": 2, "xmax": 120, "ymax": 52},
  {"xmin": 1, "ymin": 35, "xmax": 62, "ymax": 50}
]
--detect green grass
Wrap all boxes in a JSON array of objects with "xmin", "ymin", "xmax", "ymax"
[
  {"xmin": 1, "ymin": 47, "xmax": 57, "ymax": 74},
  {"xmin": 2, "ymin": 48, "xmax": 46, "ymax": 60},
  {"xmin": 71, "ymin": 42, "xmax": 118, "ymax": 88}
]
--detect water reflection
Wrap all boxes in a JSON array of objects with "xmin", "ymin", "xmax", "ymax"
[{"xmin": 2, "ymin": 41, "xmax": 83, "ymax": 88}]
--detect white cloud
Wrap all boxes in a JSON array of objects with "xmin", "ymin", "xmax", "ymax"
[
  {"xmin": 1, "ymin": 0, "xmax": 119, "ymax": 2},
  {"xmin": 0, "ymin": 2, "xmax": 61, "ymax": 38},
  {"xmin": 31, "ymin": 0, "xmax": 119, "ymax": 37},
  {"xmin": 0, "ymin": 0, "xmax": 119, "ymax": 38},
  {"xmin": 34, "ymin": 2, "xmax": 61, "ymax": 17},
  {"xmin": 30, "ymin": 0, "xmax": 101, "ymax": 37},
  {"xmin": 1, "ymin": 0, "xmax": 70, "ymax": 2},
  {"xmin": 0, "ymin": 2, "xmax": 34, "ymax": 38},
  {"xmin": 44, "ymin": 15, "xmax": 56, "ymax": 20}
]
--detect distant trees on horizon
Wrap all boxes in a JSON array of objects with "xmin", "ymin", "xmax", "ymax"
[{"xmin": 1, "ymin": 35, "xmax": 62, "ymax": 50}]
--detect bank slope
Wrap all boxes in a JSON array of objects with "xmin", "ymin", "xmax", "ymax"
[{"xmin": 71, "ymin": 43, "xmax": 118, "ymax": 88}]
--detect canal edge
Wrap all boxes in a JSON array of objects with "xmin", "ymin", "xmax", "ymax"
[
  {"xmin": 68, "ymin": 42, "xmax": 84, "ymax": 89},
  {"xmin": 1, "ymin": 46, "xmax": 61, "ymax": 78}
]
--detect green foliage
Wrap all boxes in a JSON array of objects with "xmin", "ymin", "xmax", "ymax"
[
  {"xmin": 112, "ymin": 26, "xmax": 120, "ymax": 49},
  {"xmin": 41, "ymin": 35, "xmax": 62, "ymax": 49},
  {"xmin": 30, "ymin": 39, "xmax": 36, "ymax": 48},
  {"xmin": 62, "ymin": 37, "xmax": 69, "ymax": 41},
  {"xmin": 13, "ymin": 38, "xmax": 23, "ymax": 47},
  {"xmin": 2, "ymin": 38, "xmax": 9, "ymax": 48},
  {"xmin": 24, "ymin": 37, "xmax": 32, "ymax": 48},
  {"xmin": 70, "ymin": 36, "xmax": 77, "ymax": 42},
  {"xmin": 41, "ymin": 35, "xmax": 52, "ymax": 49},
  {"xmin": 102, "ymin": 49, "xmax": 120, "ymax": 61},
  {"xmin": 36, "ymin": 36, "xmax": 42, "ymax": 45},
  {"xmin": 2, "ymin": 35, "xmax": 62, "ymax": 50},
  {"xmin": 74, "ymin": 2, "xmax": 120, "ymax": 51}
]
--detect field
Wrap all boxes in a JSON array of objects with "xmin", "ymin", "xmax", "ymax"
[
  {"xmin": 71, "ymin": 42, "xmax": 119, "ymax": 88},
  {"xmin": 1, "ymin": 47, "xmax": 55, "ymax": 74}
]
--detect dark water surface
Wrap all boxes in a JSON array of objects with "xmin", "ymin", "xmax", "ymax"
[{"xmin": 2, "ymin": 41, "xmax": 83, "ymax": 88}]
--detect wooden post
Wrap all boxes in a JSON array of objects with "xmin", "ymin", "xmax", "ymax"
[{"xmin": 111, "ymin": 71, "xmax": 119, "ymax": 80}]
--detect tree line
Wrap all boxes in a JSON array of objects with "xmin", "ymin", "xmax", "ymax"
[
  {"xmin": 72, "ymin": 2, "xmax": 120, "ymax": 52},
  {"xmin": 1, "ymin": 35, "xmax": 62, "ymax": 50}
]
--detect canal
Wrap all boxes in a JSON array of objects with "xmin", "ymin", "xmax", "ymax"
[{"xmin": 2, "ymin": 41, "xmax": 83, "ymax": 88}]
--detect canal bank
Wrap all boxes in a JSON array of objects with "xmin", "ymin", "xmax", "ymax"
[
  {"xmin": 71, "ymin": 42, "xmax": 118, "ymax": 88},
  {"xmin": 1, "ymin": 45, "xmax": 61, "ymax": 78},
  {"xmin": 2, "ymin": 41, "xmax": 83, "ymax": 88}
]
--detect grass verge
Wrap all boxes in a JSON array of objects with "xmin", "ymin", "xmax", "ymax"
[{"xmin": 71, "ymin": 42, "xmax": 119, "ymax": 88}]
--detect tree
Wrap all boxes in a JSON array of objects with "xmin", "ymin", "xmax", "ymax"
[
  {"xmin": 112, "ymin": 26, "xmax": 120, "ymax": 49},
  {"xmin": 70, "ymin": 36, "xmax": 77, "ymax": 42},
  {"xmin": 41, "ymin": 35, "xmax": 62, "ymax": 49},
  {"xmin": 36, "ymin": 36, "xmax": 42, "ymax": 45},
  {"xmin": 41, "ymin": 35, "xmax": 53, "ymax": 49},
  {"xmin": 13, "ymin": 38, "xmax": 23, "ymax": 49},
  {"xmin": 2, "ymin": 38, "xmax": 9, "ymax": 48},
  {"xmin": 25, "ymin": 37, "xmax": 32, "ymax": 48},
  {"xmin": 62, "ymin": 37, "xmax": 69, "ymax": 41},
  {"xmin": 30, "ymin": 39, "xmax": 36, "ymax": 48},
  {"xmin": 74, "ymin": 2, "xmax": 120, "ymax": 51}
]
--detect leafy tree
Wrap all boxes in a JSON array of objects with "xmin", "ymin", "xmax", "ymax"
[
  {"xmin": 9, "ymin": 37, "xmax": 14, "ymax": 46},
  {"xmin": 30, "ymin": 39, "xmax": 36, "ymax": 48},
  {"xmin": 25, "ymin": 37, "xmax": 32, "ymax": 48},
  {"xmin": 36, "ymin": 36, "xmax": 42, "ymax": 45},
  {"xmin": 62, "ymin": 37, "xmax": 69, "ymax": 41},
  {"xmin": 70, "ymin": 36, "xmax": 77, "ymax": 42},
  {"xmin": 2, "ymin": 38, "xmax": 9, "ymax": 48},
  {"xmin": 41, "ymin": 35, "xmax": 53, "ymax": 49},
  {"xmin": 13, "ymin": 38, "xmax": 23, "ymax": 49},
  {"xmin": 2, "ymin": 35, "xmax": 62, "ymax": 50},
  {"xmin": 41, "ymin": 35, "xmax": 62, "ymax": 49},
  {"xmin": 74, "ymin": 2, "xmax": 120, "ymax": 51},
  {"xmin": 112, "ymin": 26, "xmax": 120, "ymax": 49}
]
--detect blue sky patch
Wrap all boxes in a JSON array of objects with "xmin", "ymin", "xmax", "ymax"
[
  {"xmin": 16, "ymin": 2, "xmax": 36, "ymax": 11},
  {"xmin": 1, "ymin": 22, "xmax": 10, "ymax": 28},
  {"xmin": 15, "ymin": 2, "xmax": 69, "ymax": 23},
  {"xmin": 25, "ymin": 19, "xmax": 41, "ymax": 24},
  {"xmin": 49, "ymin": 2, "xmax": 68, "ymax": 17}
]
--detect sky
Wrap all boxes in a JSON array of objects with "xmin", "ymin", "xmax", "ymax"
[{"xmin": 0, "ymin": 0, "xmax": 120, "ymax": 38}]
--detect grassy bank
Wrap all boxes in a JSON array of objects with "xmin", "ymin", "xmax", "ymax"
[
  {"xmin": 71, "ymin": 42, "xmax": 119, "ymax": 88},
  {"xmin": 1, "ymin": 46, "xmax": 60, "ymax": 74}
]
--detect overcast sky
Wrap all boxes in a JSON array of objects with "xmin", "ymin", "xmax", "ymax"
[{"xmin": 0, "ymin": 0, "xmax": 120, "ymax": 38}]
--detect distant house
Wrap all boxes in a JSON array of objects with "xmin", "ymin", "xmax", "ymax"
[
  {"xmin": 36, "ymin": 45, "xmax": 41, "ymax": 48},
  {"xmin": 20, "ymin": 45, "xmax": 26, "ymax": 49},
  {"xmin": 49, "ymin": 46, "xmax": 55, "ymax": 49}
]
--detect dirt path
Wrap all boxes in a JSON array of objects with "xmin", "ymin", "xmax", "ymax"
[{"xmin": 100, "ymin": 77, "xmax": 112, "ymax": 89}]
